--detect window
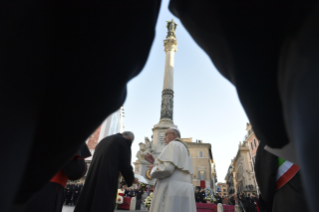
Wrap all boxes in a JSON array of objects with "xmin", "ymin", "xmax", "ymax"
[
  {"xmin": 251, "ymin": 142, "xmax": 254, "ymax": 150},
  {"xmin": 199, "ymin": 170, "xmax": 206, "ymax": 180},
  {"xmin": 223, "ymin": 189, "xmax": 226, "ymax": 192},
  {"xmin": 252, "ymin": 156, "xmax": 256, "ymax": 164},
  {"xmin": 199, "ymin": 151, "xmax": 203, "ymax": 157},
  {"xmin": 224, "ymin": 193, "xmax": 226, "ymax": 196},
  {"xmin": 254, "ymin": 138, "xmax": 257, "ymax": 147}
]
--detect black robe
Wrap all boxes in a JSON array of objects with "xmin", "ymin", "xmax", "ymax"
[
  {"xmin": 255, "ymin": 141, "xmax": 310, "ymax": 212},
  {"xmin": 74, "ymin": 134, "xmax": 135, "ymax": 212},
  {"xmin": 11, "ymin": 144, "xmax": 90, "ymax": 212}
]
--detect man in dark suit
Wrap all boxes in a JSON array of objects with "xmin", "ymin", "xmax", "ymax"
[
  {"xmin": 64, "ymin": 187, "xmax": 72, "ymax": 205},
  {"xmin": 136, "ymin": 186, "xmax": 144, "ymax": 210},
  {"xmin": 73, "ymin": 183, "xmax": 82, "ymax": 205},
  {"xmin": 200, "ymin": 188, "xmax": 206, "ymax": 203},
  {"xmin": 127, "ymin": 187, "xmax": 135, "ymax": 198},
  {"xmin": 229, "ymin": 194, "xmax": 236, "ymax": 205},
  {"xmin": 68, "ymin": 182, "xmax": 75, "ymax": 205},
  {"xmin": 255, "ymin": 141, "xmax": 309, "ymax": 212},
  {"xmin": 74, "ymin": 132, "xmax": 138, "ymax": 212},
  {"xmin": 215, "ymin": 193, "xmax": 222, "ymax": 204},
  {"xmin": 122, "ymin": 185, "xmax": 129, "ymax": 197},
  {"xmin": 195, "ymin": 188, "xmax": 201, "ymax": 203}
]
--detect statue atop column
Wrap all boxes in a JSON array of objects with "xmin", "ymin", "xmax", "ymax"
[
  {"xmin": 143, "ymin": 137, "xmax": 153, "ymax": 157},
  {"xmin": 136, "ymin": 143, "xmax": 146, "ymax": 162},
  {"xmin": 166, "ymin": 19, "xmax": 177, "ymax": 39}
]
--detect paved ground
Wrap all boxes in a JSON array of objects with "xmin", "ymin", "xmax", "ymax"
[
  {"xmin": 62, "ymin": 205, "xmax": 147, "ymax": 212},
  {"xmin": 62, "ymin": 206, "xmax": 75, "ymax": 212}
]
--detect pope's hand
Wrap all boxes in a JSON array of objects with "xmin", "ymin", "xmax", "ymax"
[
  {"xmin": 147, "ymin": 164, "xmax": 154, "ymax": 170},
  {"xmin": 134, "ymin": 177, "xmax": 139, "ymax": 184},
  {"xmin": 145, "ymin": 153, "xmax": 155, "ymax": 165}
]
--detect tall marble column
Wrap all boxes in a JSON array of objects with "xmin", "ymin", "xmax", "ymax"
[{"xmin": 152, "ymin": 19, "xmax": 178, "ymax": 159}]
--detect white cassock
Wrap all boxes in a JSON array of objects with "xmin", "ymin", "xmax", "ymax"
[{"xmin": 150, "ymin": 139, "xmax": 196, "ymax": 212}]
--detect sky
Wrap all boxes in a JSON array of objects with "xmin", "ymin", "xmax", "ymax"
[{"xmin": 123, "ymin": 0, "xmax": 249, "ymax": 182}]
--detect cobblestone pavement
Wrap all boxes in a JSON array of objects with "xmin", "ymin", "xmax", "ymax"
[{"xmin": 62, "ymin": 205, "xmax": 147, "ymax": 212}]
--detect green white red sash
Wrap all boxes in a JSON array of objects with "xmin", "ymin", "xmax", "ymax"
[{"xmin": 276, "ymin": 157, "xmax": 299, "ymax": 189}]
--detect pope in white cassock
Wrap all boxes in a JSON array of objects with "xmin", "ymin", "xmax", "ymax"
[{"xmin": 145, "ymin": 128, "xmax": 197, "ymax": 212}]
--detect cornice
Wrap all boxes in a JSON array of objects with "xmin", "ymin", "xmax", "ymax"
[{"xmin": 186, "ymin": 142, "xmax": 211, "ymax": 148}]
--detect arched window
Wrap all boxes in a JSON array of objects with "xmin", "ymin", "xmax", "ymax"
[
  {"xmin": 251, "ymin": 142, "xmax": 254, "ymax": 150},
  {"xmin": 254, "ymin": 138, "xmax": 257, "ymax": 147},
  {"xmin": 199, "ymin": 151, "xmax": 203, "ymax": 157}
]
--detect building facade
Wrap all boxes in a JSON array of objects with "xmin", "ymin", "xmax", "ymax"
[
  {"xmin": 225, "ymin": 163, "xmax": 236, "ymax": 195},
  {"xmin": 245, "ymin": 123, "xmax": 260, "ymax": 166},
  {"xmin": 232, "ymin": 140, "xmax": 257, "ymax": 194},
  {"xmin": 184, "ymin": 138, "xmax": 217, "ymax": 192},
  {"xmin": 216, "ymin": 182, "xmax": 228, "ymax": 196},
  {"xmin": 224, "ymin": 123, "xmax": 260, "ymax": 195},
  {"xmin": 245, "ymin": 123, "xmax": 260, "ymax": 194}
]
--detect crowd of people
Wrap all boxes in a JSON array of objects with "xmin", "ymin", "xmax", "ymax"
[
  {"xmin": 64, "ymin": 182, "xmax": 84, "ymax": 206},
  {"xmin": 194, "ymin": 187, "xmax": 261, "ymax": 212},
  {"xmin": 194, "ymin": 187, "xmax": 236, "ymax": 205},
  {"xmin": 237, "ymin": 193, "xmax": 261, "ymax": 212},
  {"xmin": 120, "ymin": 185, "xmax": 144, "ymax": 210}
]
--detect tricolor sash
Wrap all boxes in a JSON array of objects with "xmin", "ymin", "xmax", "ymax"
[{"xmin": 276, "ymin": 157, "xmax": 299, "ymax": 189}]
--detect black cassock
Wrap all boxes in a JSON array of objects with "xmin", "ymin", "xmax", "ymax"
[
  {"xmin": 74, "ymin": 134, "xmax": 135, "ymax": 212},
  {"xmin": 11, "ymin": 144, "xmax": 90, "ymax": 212}
]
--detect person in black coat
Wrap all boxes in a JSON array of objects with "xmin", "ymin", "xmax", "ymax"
[
  {"xmin": 246, "ymin": 193, "xmax": 255, "ymax": 212},
  {"xmin": 74, "ymin": 132, "xmax": 138, "ymax": 212},
  {"xmin": 129, "ymin": 188, "xmax": 136, "ymax": 198},
  {"xmin": 215, "ymin": 193, "xmax": 222, "ymax": 204},
  {"xmin": 64, "ymin": 187, "xmax": 72, "ymax": 205},
  {"xmin": 122, "ymin": 185, "xmax": 130, "ymax": 197},
  {"xmin": 200, "ymin": 188, "xmax": 206, "ymax": 203},
  {"xmin": 238, "ymin": 193, "xmax": 248, "ymax": 212},
  {"xmin": 136, "ymin": 186, "xmax": 144, "ymax": 210},
  {"xmin": 229, "ymin": 194, "xmax": 236, "ymax": 206},
  {"xmin": 68, "ymin": 182, "xmax": 75, "ymax": 204},
  {"xmin": 73, "ymin": 183, "xmax": 82, "ymax": 205},
  {"xmin": 195, "ymin": 188, "xmax": 201, "ymax": 203},
  {"xmin": 79, "ymin": 183, "xmax": 84, "ymax": 194}
]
